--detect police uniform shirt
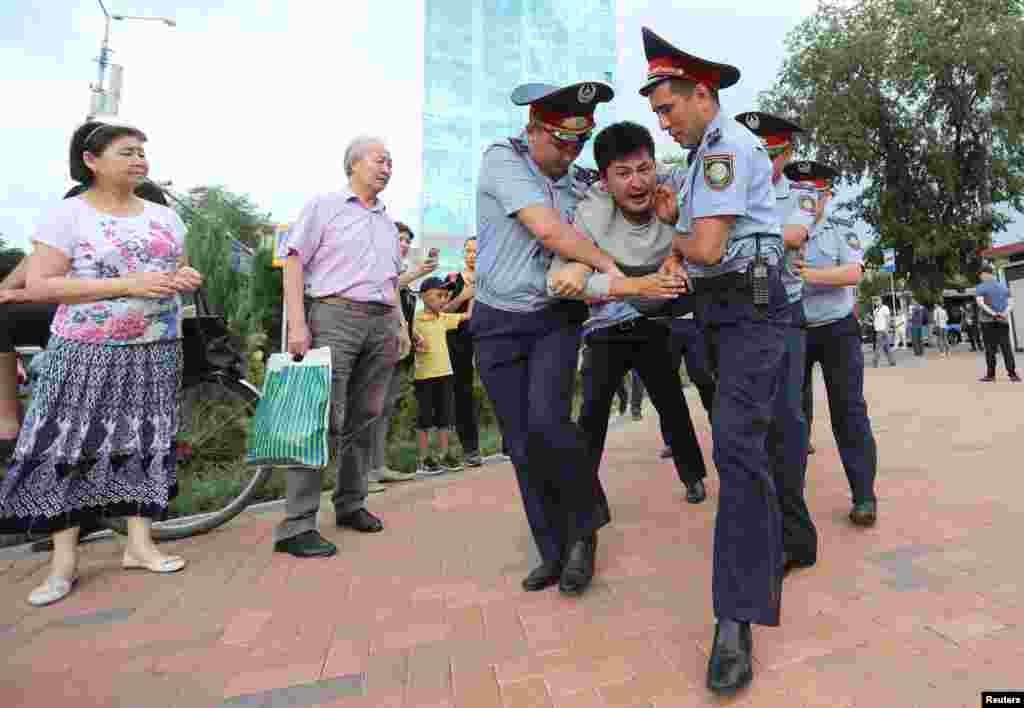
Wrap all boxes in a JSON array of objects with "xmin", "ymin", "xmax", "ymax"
[
  {"xmin": 802, "ymin": 225, "xmax": 863, "ymax": 326},
  {"xmin": 671, "ymin": 111, "xmax": 782, "ymax": 279},
  {"xmin": 475, "ymin": 137, "xmax": 591, "ymax": 313},
  {"xmin": 775, "ymin": 176, "xmax": 817, "ymax": 304}
]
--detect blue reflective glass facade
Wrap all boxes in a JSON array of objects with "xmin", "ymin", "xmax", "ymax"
[{"xmin": 421, "ymin": 0, "xmax": 617, "ymax": 274}]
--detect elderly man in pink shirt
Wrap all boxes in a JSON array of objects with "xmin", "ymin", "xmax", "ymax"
[{"xmin": 274, "ymin": 135, "xmax": 410, "ymax": 558}]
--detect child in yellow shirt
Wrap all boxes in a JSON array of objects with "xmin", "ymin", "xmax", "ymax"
[{"xmin": 413, "ymin": 277, "xmax": 471, "ymax": 475}]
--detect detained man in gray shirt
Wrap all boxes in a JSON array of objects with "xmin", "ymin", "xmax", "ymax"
[{"xmin": 546, "ymin": 121, "xmax": 704, "ymax": 503}]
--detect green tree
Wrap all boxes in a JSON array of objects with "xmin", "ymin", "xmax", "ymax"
[
  {"xmin": 175, "ymin": 186, "xmax": 273, "ymax": 343},
  {"xmin": 761, "ymin": 0, "xmax": 1024, "ymax": 297}
]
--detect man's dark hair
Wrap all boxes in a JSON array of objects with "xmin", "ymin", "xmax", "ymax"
[
  {"xmin": 395, "ymin": 221, "xmax": 414, "ymax": 240},
  {"xmin": 69, "ymin": 121, "xmax": 148, "ymax": 185},
  {"xmin": 594, "ymin": 121, "xmax": 656, "ymax": 175}
]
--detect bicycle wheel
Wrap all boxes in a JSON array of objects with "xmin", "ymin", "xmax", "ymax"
[{"xmin": 103, "ymin": 373, "xmax": 271, "ymax": 541}]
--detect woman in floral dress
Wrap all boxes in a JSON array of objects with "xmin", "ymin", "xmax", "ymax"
[{"xmin": 0, "ymin": 121, "xmax": 202, "ymax": 606}]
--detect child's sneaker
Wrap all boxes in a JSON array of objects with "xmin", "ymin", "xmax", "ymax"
[
  {"xmin": 464, "ymin": 451, "xmax": 483, "ymax": 468},
  {"xmin": 441, "ymin": 453, "xmax": 463, "ymax": 472},
  {"xmin": 417, "ymin": 457, "xmax": 444, "ymax": 476}
]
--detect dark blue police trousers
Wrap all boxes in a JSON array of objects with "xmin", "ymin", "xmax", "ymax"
[
  {"xmin": 696, "ymin": 270, "xmax": 789, "ymax": 627},
  {"xmin": 804, "ymin": 314, "xmax": 878, "ymax": 504},
  {"xmin": 471, "ymin": 301, "xmax": 610, "ymax": 565},
  {"xmin": 767, "ymin": 303, "xmax": 817, "ymax": 566}
]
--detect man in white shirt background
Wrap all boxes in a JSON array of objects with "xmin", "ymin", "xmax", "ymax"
[{"xmin": 872, "ymin": 296, "xmax": 895, "ymax": 367}]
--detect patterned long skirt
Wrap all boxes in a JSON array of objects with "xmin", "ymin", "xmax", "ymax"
[{"xmin": 0, "ymin": 336, "xmax": 181, "ymax": 535}]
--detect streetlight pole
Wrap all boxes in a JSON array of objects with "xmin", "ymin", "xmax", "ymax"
[{"xmin": 88, "ymin": 1, "xmax": 175, "ymax": 119}]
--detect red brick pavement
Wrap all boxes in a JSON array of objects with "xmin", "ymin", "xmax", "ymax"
[{"xmin": 1, "ymin": 347, "xmax": 1021, "ymax": 707}]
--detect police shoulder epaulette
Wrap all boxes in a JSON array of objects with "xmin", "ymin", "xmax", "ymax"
[
  {"xmin": 706, "ymin": 128, "xmax": 722, "ymax": 147},
  {"xmin": 509, "ymin": 137, "xmax": 529, "ymax": 154},
  {"xmin": 574, "ymin": 166, "xmax": 600, "ymax": 187}
]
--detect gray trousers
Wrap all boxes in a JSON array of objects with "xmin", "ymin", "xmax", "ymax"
[
  {"xmin": 369, "ymin": 361, "xmax": 406, "ymax": 471},
  {"xmin": 872, "ymin": 331, "xmax": 895, "ymax": 366},
  {"xmin": 273, "ymin": 299, "xmax": 399, "ymax": 543}
]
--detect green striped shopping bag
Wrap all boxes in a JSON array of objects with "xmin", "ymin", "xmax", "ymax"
[{"xmin": 247, "ymin": 347, "xmax": 332, "ymax": 468}]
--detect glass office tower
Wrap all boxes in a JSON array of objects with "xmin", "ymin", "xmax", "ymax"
[{"xmin": 420, "ymin": 0, "xmax": 617, "ymax": 274}]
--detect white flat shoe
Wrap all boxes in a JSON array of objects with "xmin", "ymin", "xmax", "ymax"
[
  {"xmin": 28, "ymin": 575, "xmax": 78, "ymax": 607},
  {"xmin": 122, "ymin": 553, "xmax": 186, "ymax": 573}
]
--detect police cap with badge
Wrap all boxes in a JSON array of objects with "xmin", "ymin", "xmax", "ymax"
[
  {"xmin": 638, "ymin": 27, "xmax": 740, "ymax": 96},
  {"xmin": 735, "ymin": 112, "xmax": 802, "ymax": 157},
  {"xmin": 784, "ymin": 160, "xmax": 838, "ymax": 214},
  {"xmin": 784, "ymin": 160, "xmax": 839, "ymax": 193},
  {"xmin": 512, "ymin": 81, "xmax": 614, "ymax": 145}
]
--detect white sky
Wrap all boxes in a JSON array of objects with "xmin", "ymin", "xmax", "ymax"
[{"xmin": 4, "ymin": 0, "xmax": 1014, "ymax": 252}]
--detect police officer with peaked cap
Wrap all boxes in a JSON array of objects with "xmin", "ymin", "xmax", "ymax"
[
  {"xmin": 734, "ymin": 112, "xmax": 819, "ymax": 577},
  {"xmin": 787, "ymin": 160, "xmax": 880, "ymax": 528},
  {"xmin": 640, "ymin": 26, "xmax": 789, "ymax": 694},
  {"xmin": 470, "ymin": 80, "xmax": 621, "ymax": 597}
]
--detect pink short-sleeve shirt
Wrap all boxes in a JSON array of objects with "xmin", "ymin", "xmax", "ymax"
[{"xmin": 283, "ymin": 188, "xmax": 400, "ymax": 304}]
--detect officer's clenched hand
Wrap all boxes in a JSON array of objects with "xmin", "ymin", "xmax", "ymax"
[
  {"xmin": 654, "ymin": 184, "xmax": 680, "ymax": 225},
  {"xmin": 659, "ymin": 253, "xmax": 688, "ymax": 283},
  {"xmin": 630, "ymin": 273, "xmax": 689, "ymax": 299},
  {"xmin": 549, "ymin": 262, "xmax": 592, "ymax": 297}
]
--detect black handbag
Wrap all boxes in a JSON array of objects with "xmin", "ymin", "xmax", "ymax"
[{"xmin": 182, "ymin": 286, "xmax": 244, "ymax": 377}]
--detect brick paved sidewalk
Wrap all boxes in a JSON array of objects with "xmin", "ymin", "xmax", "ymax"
[{"xmin": 1, "ymin": 347, "xmax": 1021, "ymax": 707}]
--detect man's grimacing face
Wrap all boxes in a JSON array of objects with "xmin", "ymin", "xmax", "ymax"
[{"xmin": 602, "ymin": 149, "xmax": 657, "ymax": 221}]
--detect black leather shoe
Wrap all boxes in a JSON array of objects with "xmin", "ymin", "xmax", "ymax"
[
  {"xmin": 559, "ymin": 534, "xmax": 597, "ymax": 596},
  {"xmin": 336, "ymin": 508, "xmax": 384, "ymax": 533},
  {"xmin": 706, "ymin": 619, "xmax": 753, "ymax": 694},
  {"xmin": 273, "ymin": 530, "xmax": 338, "ymax": 558},
  {"xmin": 659, "ymin": 446, "xmax": 673, "ymax": 459},
  {"xmin": 782, "ymin": 551, "xmax": 815, "ymax": 577},
  {"xmin": 849, "ymin": 501, "xmax": 877, "ymax": 527},
  {"xmin": 686, "ymin": 479, "xmax": 706, "ymax": 504},
  {"xmin": 521, "ymin": 561, "xmax": 562, "ymax": 591}
]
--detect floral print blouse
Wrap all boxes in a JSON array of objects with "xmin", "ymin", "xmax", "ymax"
[{"xmin": 34, "ymin": 197, "xmax": 187, "ymax": 345}]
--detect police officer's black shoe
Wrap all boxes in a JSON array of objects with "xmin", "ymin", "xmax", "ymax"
[
  {"xmin": 782, "ymin": 551, "xmax": 815, "ymax": 577},
  {"xmin": 686, "ymin": 480, "xmax": 706, "ymax": 504},
  {"xmin": 522, "ymin": 561, "xmax": 562, "ymax": 591},
  {"xmin": 559, "ymin": 533, "xmax": 597, "ymax": 596},
  {"xmin": 849, "ymin": 501, "xmax": 877, "ymax": 527},
  {"xmin": 706, "ymin": 619, "xmax": 753, "ymax": 694}
]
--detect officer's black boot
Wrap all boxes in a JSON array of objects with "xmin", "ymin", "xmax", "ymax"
[
  {"xmin": 706, "ymin": 618, "xmax": 753, "ymax": 694},
  {"xmin": 559, "ymin": 533, "xmax": 597, "ymax": 596}
]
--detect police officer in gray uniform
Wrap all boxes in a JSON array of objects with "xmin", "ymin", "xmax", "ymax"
[
  {"xmin": 734, "ymin": 112, "xmax": 818, "ymax": 575},
  {"xmin": 641, "ymin": 27, "xmax": 790, "ymax": 695},
  {"xmin": 788, "ymin": 161, "xmax": 879, "ymax": 527},
  {"xmin": 471, "ymin": 81, "xmax": 622, "ymax": 597}
]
